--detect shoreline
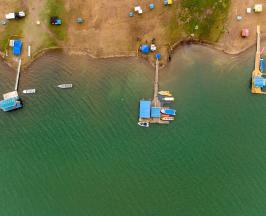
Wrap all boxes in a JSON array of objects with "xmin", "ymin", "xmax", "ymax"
[{"xmin": 0, "ymin": 37, "xmax": 260, "ymax": 72}]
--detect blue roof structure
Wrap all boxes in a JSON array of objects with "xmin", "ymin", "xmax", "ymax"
[
  {"xmin": 260, "ymin": 58, "xmax": 265, "ymax": 72},
  {"xmin": 151, "ymin": 107, "xmax": 161, "ymax": 118},
  {"xmin": 149, "ymin": 4, "xmax": 155, "ymax": 9},
  {"xmin": 140, "ymin": 45, "xmax": 150, "ymax": 54},
  {"xmin": 13, "ymin": 40, "xmax": 22, "ymax": 55},
  {"xmin": 139, "ymin": 100, "xmax": 151, "ymax": 118},
  {"xmin": 254, "ymin": 76, "xmax": 266, "ymax": 88},
  {"xmin": 0, "ymin": 97, "xmax": 22, "ymax": 112},
  {"xmin": 155, "ymin": 53, "xmax": 161, "ymax": 59}
]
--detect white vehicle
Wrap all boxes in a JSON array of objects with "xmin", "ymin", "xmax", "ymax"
[{"xmin": 5, "ymin": 11, "xmax": 25, "ymax": 20}]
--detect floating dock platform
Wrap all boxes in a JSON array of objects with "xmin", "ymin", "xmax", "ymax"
[
  {"xmin": 138, "ymin": 58, "xmax": 175, "ymax": 125},
  {"xmin": 251, "ymin": 25, "xmax": 266, "ymax": 94}
]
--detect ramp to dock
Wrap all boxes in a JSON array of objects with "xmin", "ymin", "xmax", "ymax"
[{"xmin": 14, "ymin": 59, "xmax": 22, "ymax": 91}]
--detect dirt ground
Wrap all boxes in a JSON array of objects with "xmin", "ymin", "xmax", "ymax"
[
  {"xmin": 221, "ymin": 0, "xmax": 266, "ymax": 54},
  {"xmin": 1, "ymin": 0, "xmax": 266, "ymax": 68}
]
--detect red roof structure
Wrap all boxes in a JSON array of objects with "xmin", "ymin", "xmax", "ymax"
[{"xmin": 242, "ymin": 28, "xmax": 249, "ymax": 37}]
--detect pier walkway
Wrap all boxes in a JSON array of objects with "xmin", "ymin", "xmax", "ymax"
[{"xmin": 15, "ymin": 59, "xmax": 22, "ymax": 91}]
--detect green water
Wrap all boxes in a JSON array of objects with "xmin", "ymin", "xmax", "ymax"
[{"xmin": 1, "ymin": 45, "xmax": 266, "ymax": 215}]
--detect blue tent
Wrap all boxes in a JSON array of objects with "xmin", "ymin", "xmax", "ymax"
[
  {"xmin": 149, "ymin": 4, "xmax": 155, "ymax": 9},
  {"xmin": 254, "ymin": 76, "xmax": 266, "ymax": 88},
  {"xmin": 13, "ymin": 40, "xmax": 22, "ymax": 55},
  {"xmin": 140, "ymin": 45, "xmax": 150, "ymax": 54},
  {"xmin": 139, "ymin": 100, "xmax": 151, "ymax": 118},
  {"xmin": 151, "ymin": 107, "xmax": 161, "ymax": 118}
]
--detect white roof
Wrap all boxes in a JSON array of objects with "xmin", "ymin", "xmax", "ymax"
[
  {"xmin": 247, "ymin": 8, "xmax": 252, "ymax": 13},
  {"xmin": 134, "ymin": 6, "xmax": 140, "ymax": 11},
  {"xmin": 5, "ymin": 13, "xmax": 15, "ymax": 19},
  {"xmin": 3, "ymin": 91, "xmax": 18, "ymax": 99},
  {"xmin": 138, "ymin": 9, "xmax": 143, "ymax": 14}
]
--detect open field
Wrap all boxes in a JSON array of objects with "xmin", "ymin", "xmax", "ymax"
[{"xmin": 0, "ymin": 0, "xmax": 265, "ymax": 68}]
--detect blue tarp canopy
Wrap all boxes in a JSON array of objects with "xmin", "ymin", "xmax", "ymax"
[
  {"xmin": 254, "ymin": 76, "xmax": 266, "ymax": 88},
  {"xmin": 0, "ymin": 97, "xmax": 22, "ymax": 112},
  {"xmin": 155, "ymin": 53, "xmax": 161, "ymax": 59},
  {"xmin": 140, "ymin": 45, "xmax": 150, "ymax": 54},
  {"xmin": 13, "ymin": 40, "xmax": 22, "ymax": 55},
  {"xmin": 139, "ymin": 100, "xmax": 151, "ymax": 118},
  {"xmin": 151, "ymin": 107, "xmax": 161, "ymax": 118}
]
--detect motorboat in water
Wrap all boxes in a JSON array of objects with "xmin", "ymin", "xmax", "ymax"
[
  {"xmin": 138, "ymin": 122, "xmax": 149, "ymax": 127},
  {"xmin": 161, "ymin": 97, "xmax": 175, "ymax": 102},
  {"xmin": 22, "ymin": 89, "xmax": 36, "ymax": 94},
  {"xmin": 161, "ymin": 108, "xmax": 176, "ymax": 116},
  {"xmin": 57, "ymin": 84, "xmax": 73, "ymax": 89},
  {"xmin": 158, "ymin": 91, "xmax": 172, "ymax": 97},
  {"xmin": 161, "ymin": 116, "xmax": 174, "ymax": 121}
]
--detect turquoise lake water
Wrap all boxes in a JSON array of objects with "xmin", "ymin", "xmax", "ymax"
[{"xmin": 0, "ymin": 45, "xmax": 266, "ymax": 215}]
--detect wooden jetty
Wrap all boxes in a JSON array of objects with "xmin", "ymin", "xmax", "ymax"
[
  {"xmin": 15, "ymin": 58, "xmax": 22, "ymax": 91},
  {"xmin": 251, "ymin": 25, "xmax": 266, "ymax": 94},
  {"xmin": 150, "ymin": 59, "xmax": 169, "ymax": 124}
]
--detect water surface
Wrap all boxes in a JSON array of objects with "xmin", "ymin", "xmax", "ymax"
[{"xmin": 0, "ymin": 45, "xmax": 266, "ymax": 216}]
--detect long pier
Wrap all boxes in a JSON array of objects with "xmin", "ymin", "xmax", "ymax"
[
  {"xmin": 251, "ymin": 25, "xmax": 266, "ymax": 94},
  {"xmin": 14, "ymin": 59, "xmax": 22, "ymax": 91}
]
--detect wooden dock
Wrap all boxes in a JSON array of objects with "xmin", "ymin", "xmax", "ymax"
[
  {"xmin": 150, "ymin": 59, "xmax": 169, "ymax": 124},
  {"xmin": 14, "ymin": 59, "xmax": 22, "ymax": 91},
  {"xmin": 251, "ymin": 25, "xmax": 266, "ymax": 94}
]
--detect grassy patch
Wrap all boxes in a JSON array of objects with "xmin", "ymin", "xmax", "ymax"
[
  {"xmin": 45, "ymin": 0, "xmax": 68, "ymax": 41},
  {"xmin": 179, "ymin": 0, "xmax": 230, "ymax": 41},
  {"xmin": 0, "ymin": 19, "xmax": 25, "ymax": 51}
]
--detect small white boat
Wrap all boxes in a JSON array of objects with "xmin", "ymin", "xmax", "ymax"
[
  {"xmin": 57, "ymin": 84, "xmax": 73, "ymax": 89},
  {"xmin": 138, "ymin": 122, "xmax": 149, "ymax": 127},
  {"xmin": 162, "ymin": 97, "xmax": 175, "ymax": 102},
  {"xmin": 23, "ymin": 89, "xmax": 36, "ymax": 94}
]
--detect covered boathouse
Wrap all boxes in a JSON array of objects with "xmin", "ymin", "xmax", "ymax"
[
  {"xmin": 139, "ymin": 100, "xmax": 151, "ymax": 119},
  {"xmin": 0, "ymin": 91, "xmax": 23, "ymax": 112}
]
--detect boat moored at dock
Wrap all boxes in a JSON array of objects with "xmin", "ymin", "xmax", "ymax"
[
  {"xmin": 260, "ymin": 58, "xmax": 265, "ymax": 72},
  {"xmin": 161, "ymin": 116, "xmax": 174, "ymax": 121},
  {"xmin": 158, "ymin": 91, "xmax": 172, "ymax": 96},
  {"xmin": 161, "ymin": 108, "xmax": 176, "ymax": 116},
  {"xmin": 161, "ymin": 97, "xmax": 174, "ymax": 102},
  {"xmin": 0, "ymin": 91, "xmax": 23, "ymax": 112}
]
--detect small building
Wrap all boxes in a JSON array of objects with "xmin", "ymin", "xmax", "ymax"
[
  {"xmin": 151, "ymin": 107, "xmax": 161, "ymax": 118},
  {"xmin": 150, "ymin": 44, "xmax": 156, "ymax": 52},
  {"xmin": 241, "ymin": 28, "xmax": 249, "ymax": 37},
  {"xmin": 13, "ymin": 40, "xmax": 22, "ymax": 56},
  {"xmin": 140, "ymin": 44, "xmax": 150, "ymax": 54},
  {"xmin": 155, "ymin": 53, "xmax": 161, "ymax": 59},
  {"xmin": 254, "ymin": 4, "xmax": 263, "ymax": 13},
  {"xmin": 247, "ymin": 8, "xmax": 252, "ymax": 13},
  {"xmin": 139, "ymin": 100, "xmax": 151, "ymax": 119},
  {"xmin": 134, "ymin": 6, "xmax": 143, "ymax": 14}
]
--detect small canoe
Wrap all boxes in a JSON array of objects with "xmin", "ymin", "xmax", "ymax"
[
  {"xmin": 138, "ymin": 122, "xmax": 149, "ymax": 127},
  {"xmin": 23, "ymin": 89, "xmax": 36, "ymax": 94},
  {"xmin": 57, "ymin": 84, "xmax": 73, "ymax": 89}
]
